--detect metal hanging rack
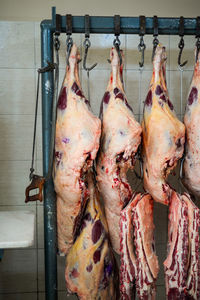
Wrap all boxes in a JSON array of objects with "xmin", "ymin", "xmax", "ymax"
[{"xmin": 40, "ymin": 7, "xmax": 199, "ymax": 300}]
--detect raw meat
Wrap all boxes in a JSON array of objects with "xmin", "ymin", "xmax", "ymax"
[
  {"xmin": 182, "ymin": 50, "xmax": 200, "ymax": 198},
  {"xmin": 142, "ymin": 45, "xmax": 185, "ymax": 205},
  {"xmin": 120, "ymin": 193, "xmax": 159, "ymax": 300},
  {"xmin": 65, "ymin": 171, "xmax": 118, "ymax": 300},
  {"xmin": 164, "ymin": 191, "xmax": 200, "ymax": 299},
  {"xmin": 96, "ymin": 47, "xmax": 142, "ymax": 254},
  {"xmin": 53, "ymin": 44, "xmax": 101, "ymax": 255}
]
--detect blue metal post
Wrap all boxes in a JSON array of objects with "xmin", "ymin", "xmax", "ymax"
[{"xmin": 41, "ymin": 21, "xmax": 57, "ymax": 300}]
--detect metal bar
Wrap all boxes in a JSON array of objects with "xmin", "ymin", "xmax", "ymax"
[
  {"xmin": 50, "ymin": 7, "xmax": 198, "ymax": 35},
  {"xmin": 40, "ymin": 21, "xmax": 58, "ymax": 300}
]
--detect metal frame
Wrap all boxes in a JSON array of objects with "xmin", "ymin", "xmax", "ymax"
[{"xmin": 40, "ymin": 7, "xmax": 199, "ymax": 300}]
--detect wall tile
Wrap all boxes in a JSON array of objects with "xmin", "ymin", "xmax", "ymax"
[
  {"xmin": 0, "ymin": 115, "xmax": 34, "ymax": 161},
  {"xmin": 0, "ymin": 22, "xmax": 35, "ymax": 68},
  {"xmin": 81, "ymin": 68, "xmax": 110, "ymax": 116},
  {"xmin": 0, "ymin": 293, "xmax": 37, "ymax": 300},
  {"xmin": 38, "ymin": 291, "xmax": 77, "ymax": 300},
  {"xmin": 0, "ymin": 69, "xmax": 35, "ymax": 115},
  {"xmin": 126, "ymin": 70, "xmax": 140, "ymax": 114},
  {"xmin": 126, "ymin": 34, "xmax": 170, "ymax": 70},
  {"xmin": 0, "ymin": 249, "xmax": 37, "ymax": 293},
  {"xmin": 154, "ymin": 202, "xmax": 168, "ymax": 244},
  {"xmin": 156, "ymin": 243, "xmax": 167, "ymax": 286},
  {"xmin": 156, "ymin": 285, "xmax": 166, "ymax": 299},
  {"xmin": 0, "ymin": 160, "xmax": 35, "ymax": 206},
  {"xmin": 169, "ymin": 70, "xmax": 193, "ymax": 115},
  {"xmin": 38, "ymin": 249, "xmax": 66, "ymax": 292},
  {"xmin": 169, "ymin": 35, "xmax": 196, "ymax": 71}
]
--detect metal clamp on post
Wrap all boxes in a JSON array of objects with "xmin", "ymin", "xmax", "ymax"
[
  {"xmin": 152, "ymin": 15, "xmax": 159, "ymax": 61},
  {"xmin": 66, "ymin": 14, "xmax": 73, "ymax": 65},
  {"xmin": 196, "ymin": 16, "xmax": 200, "ymax": 62},
  {"xmin": 113, "ymin": 14, "xmax": 122, "ymax": 65},
  {"xmin": 138, "ymin": 15, "xmax": 146, "ymax": 68},
  {"xmin": 178, "ymin": 16, "xmax": 187, "ymax": 68}
]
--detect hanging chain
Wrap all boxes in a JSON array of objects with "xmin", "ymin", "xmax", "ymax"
[
  {"xmin": 66, "ymin": 35, "xmax": 73, "ymax": 66},
  {"xmin": 29, "ymin": 34, "xmax": 60, "ymax": 182},
  {"xmin": 30, "ymin": 70, "xmax": 40, "ymax": 180}
]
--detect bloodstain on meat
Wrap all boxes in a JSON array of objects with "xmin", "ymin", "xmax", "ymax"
[
  {"xmin": 71, "ymin": 268, "xmax": 79, "ymax": 278},
  {"xmin": 57, "ymin": 87, "xmax": 67, "ymax": 110},
  {"xmin": 71, "ymin": 82, "xmax": 84, "ymax": 98},
  {"xmin": 93, "ymin": 249, "xmax": 101, "ymax": 264},
  {"xmin": 145, "ymin": 90, "xmax": 152, "ymax": 106},
  {"xmin": 114, "ymin": 87, "xmax": 120, "ymax": 95},
  {"xmin": 160, "ymin": 93, "xmax": 166, "ymax": 102},
  {"xmin": 188, "ymin": 87, "xmax": 198, "ymax": 105},
  {"xmin": 92, "ymin": 220, "xmax": 103, "ymax": 244},
  {"xmin": 86, "ymin": 263, "xmax": 93, "ymax": 272},
  {"xmin": 167, "ymin": 99, "xmax": 174, "ymax": 110},
  {"xmin": 102, "ymin": 91, "xmax": 110, "ymax": 104},
  {"xmin": 155, "ymin": 85, "xmax": 163, "ymax": 95}
]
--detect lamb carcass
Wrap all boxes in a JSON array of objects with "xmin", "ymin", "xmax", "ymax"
[
  {"xmin": 182, "ymin": 50, "xmax": 200, "ymax": 198},
  {"xmin": 65, "ymin": 171, "xmax": 118, "ymax": 300},
  {"xmin": 142, "ymin": 45, "xmax": 185, "ymax": 205},
  {"xmin": 120, "ymin": 193, "xmax": 159, "ymax": 299},
  {"xmin": 53, "ymin": 44, "xmax": 101, "ymax": 255},
  {"xmin": 164, "ymin": 191, "xmax": 200, "ymax": 299},
  {"xmin": 96, "ymin": 47, "xmax": 142, "ymax": 254}
]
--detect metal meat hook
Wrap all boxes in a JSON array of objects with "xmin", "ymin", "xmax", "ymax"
[
  {"xmin": 178, "ymin": 16, "xmax": 187, "ymax": 68},
  {"xmin": 178, "ymin": 37, "xmax": 187, "ymax": 68},
  {"xmin": 138, "ymin": 36, "xmax": 146, "ymax": 68},
  {"xmin": 83, "ymin": 38, "xmax": 97, "ymax": 72}
]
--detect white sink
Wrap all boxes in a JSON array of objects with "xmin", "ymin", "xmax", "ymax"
[{"xmin": 0, "ymin": 211, "xmax": 35, "ymax": 248}]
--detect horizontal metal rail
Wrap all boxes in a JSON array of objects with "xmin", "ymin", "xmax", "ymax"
[{"xmin": 41, "ymin": 7, "xmax": 200, "ymax": 35}]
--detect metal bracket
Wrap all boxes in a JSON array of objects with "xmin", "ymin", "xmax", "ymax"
[
  {"xmin": 139, "ymin": 15, "xmax": 146, "ymax": 36},
  {"xmin": 85, "ymin": 14, "xmax": 90, "ymax": 38},
  {"xmin": 114, "ymin": 14, "xmax": 120, "ymax": 36},
  {"xmin": 153, "ymin": 15, "xmax": 158, "ymax": 37},
  {"xmin": 66, "ymin": 14, "xmax": 72, "ymax": 36},
  {"xmin": 179, "ymin": 16, "xmax": 184, "ymax": 37},
  {"xmin": 55, "ymin": 14, "xmax": 61, "ymax": 36}
]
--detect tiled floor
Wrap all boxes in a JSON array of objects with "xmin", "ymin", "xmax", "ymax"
[{"xmin": 0, "ymin": 20, "xmax": 197, "ymax": 299}]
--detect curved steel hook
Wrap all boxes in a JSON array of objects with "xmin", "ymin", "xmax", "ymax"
[
  {"xmin": 113, "ymin": 36, "xmax": 122, "ymax": 65},
  {"xmin": 138, "ymin": 36, "xmax": 146, "ymax": 68},
  {"xmin": 152, "ymin": 37, "xmax": 159, "ymax": 62},
  {"xmin": 178, "ymin": 37, "xmax": 187, "ymax": 68},
  {"xmin": 83, "ymin": 38, "xmax": 97, "ymax": 71}
]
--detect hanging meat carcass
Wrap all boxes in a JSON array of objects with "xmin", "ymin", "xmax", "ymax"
[
  {"xmin": 120, "ymin": 193, "xmax": 159, "ymax": 300},
  {"xmin": 53, "ymin": 44, "xmax": 101, "ymax": 255},
  {"xmin": 142, "ymin": 45, "xmax": 185, "ymax": 205},
  {"xmin": 65, "ymin": 171, "xmax": 118, "ymax": 300},
  {"xmin": 182, "ymin": 50, "xmax": 200, "ymax": 198},
  {"xmin": 96, "ymin": 47, "xmax": 142, "ymax": 254},
  {"xmin": 164, "ymin": 191, "xmax": 200, "ymax": 299}
]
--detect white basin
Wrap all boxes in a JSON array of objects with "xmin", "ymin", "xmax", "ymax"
[{"xmin": 0, "ymin": 211, "xmax": 35, "ymax": 248}]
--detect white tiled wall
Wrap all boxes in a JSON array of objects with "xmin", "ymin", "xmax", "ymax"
[{"xmin": 0, "ymin": 20, "xmax": 196, "ymax": 299}]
